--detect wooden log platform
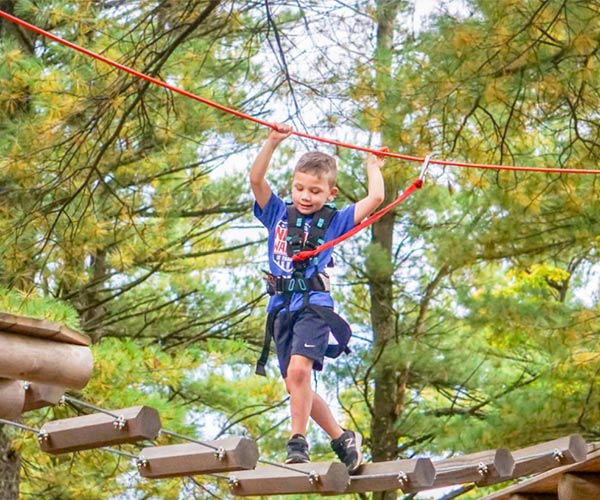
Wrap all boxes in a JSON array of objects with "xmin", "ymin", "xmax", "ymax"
[
  {"xmin": 227, "ymin": 462, "xmax": 349, "ymax": 496},
  {"xmin": 0, "ymin": 331, "xmax": 93, "ymax": 389},
  {"xmin": 0, "ymin": 379, "xmax": 25, "ymax": 420},
  {"xmin": 0, "ymin": 312, "xmax": 90, "ymax": 346},
  {"xmin": 138, "ymin": 437, "xmax": 259, "ymax": 478},
  {"xmin": 22, "ymin": 382, "xmax": 65, "ymax": 412},
  {"xmin": 344, "ymin": 458, "xmax": 436, "ymax": 494},
  {"xmin": 39, "ymin": 405, "xmax": 161, "ymax": 454},
  {"xmin": 431, "ymin": 448, "xmax": 515, "ymax": 488}
]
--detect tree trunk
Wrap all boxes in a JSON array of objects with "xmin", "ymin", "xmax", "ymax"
[
  {"xmin": 0, "ymin": 425, "xmax": 20, "ymax": 500},
  {"xmin": 369, "ymin": 2, "xmax": 405, "ymax": 500}
]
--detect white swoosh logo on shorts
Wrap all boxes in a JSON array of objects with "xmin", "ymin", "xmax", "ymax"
[{"xmin": 304, "ymin": 343, "xmax": 316, "ymax": 348}]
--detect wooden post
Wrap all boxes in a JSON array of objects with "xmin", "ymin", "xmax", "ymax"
[
  {"xmin": 431, "ymin": 448, "xmax": 515, "ymax": 488},
  {"xmin": 0, "ymin": 379, "xmax": 25, "ymax": 420},
  {"xmin": 39, "ymin": 405, "xmax": 161, "ymax": 454},
  {"xmin": 0, "ymin": 331, "xmax": 93, "ymax": 389},
  {"xmin": 22, "ymin": 382, "xmax": 65, "ymax": 412},
  {"xmin": 557, "ymin": 472, "xmax": 600, "ymax": 500},
  {"xmin": 139, "ymin": 437, "xmax": 259, "ymax": 478},
  {"xmin": 511, "ymin": 435, "xmax": 587, "ymax": 478},
  {"xmin": 228, "ymin": 462, "xmax": 349, "ymax": 496},
  {"xmin": 344, "ymin": 458, "xmax": 435, "ymax": 494}
]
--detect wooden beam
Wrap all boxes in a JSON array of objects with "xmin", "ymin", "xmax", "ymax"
[
  {"xmin": 0, "ymin": 313, "xmax": 90, "ymax": 346},
  {"xmin": 431, "ymin": 448, "xmax": 515, "ymax": 488},
  {"xmin": 473, "ymin": 449, "xmax": 600, "ymax": 500},
  {"xmin": 138, "ymin": 437, "xmax": 259, "ymax": 478},
  {"xmin": 22, "ymin": 382, "xmax": 65, "ymax": 412},
  {"xmin": 0, "ymin": 331, "xmax": 93, "ymax": 389},
  {"xmin": 39, "ymin": 405, "xmax": 161, "ymax": 454},
  {"xmin": 344, "ymin": 458, "xmax": 435, "ymax": 493},
  {"xmin": 557, "ymin": 472, "xmax": 600, "ymax": 500},
  {"xmin": 227, "ymin": 462, "xmax": 349, "ymax": 496},
  {"xmin": 507, "ymin": 495, "xmax": 558, "ymax": 500},
  {"xmin": 511, "ymin": 435, "xmax": 587, "ymax": 478},
  {"xmin": 0, "ymin": 379, "xmax": 25, "ymax": 420}
]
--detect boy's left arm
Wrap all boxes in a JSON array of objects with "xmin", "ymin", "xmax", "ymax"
[{"xmin": 353, "ymin": 153, "xmax": 385, "ymax": 223}]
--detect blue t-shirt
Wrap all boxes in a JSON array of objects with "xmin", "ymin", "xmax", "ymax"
[{"xmin": 254, "ymin": 193, "xmax": 355, "ymax": 312}]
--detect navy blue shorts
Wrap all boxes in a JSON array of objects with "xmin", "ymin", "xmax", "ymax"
[{"xmin": 273, "ymin": 307, "xmax": 331, "ymax": 378}]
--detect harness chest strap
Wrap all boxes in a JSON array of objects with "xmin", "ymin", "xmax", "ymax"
[{"xmin": 255, "ymin": 203, "xmax": 351, "ymax": 377}]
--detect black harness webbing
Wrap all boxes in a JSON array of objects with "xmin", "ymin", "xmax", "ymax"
[{"xmin": 255, "ymin": 204, "xmax": 352, "ymax": 377}]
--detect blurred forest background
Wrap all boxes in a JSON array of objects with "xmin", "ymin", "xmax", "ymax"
[{"xmin": 1, "ymin": 1, "xmax": 600, "ymax": 499}]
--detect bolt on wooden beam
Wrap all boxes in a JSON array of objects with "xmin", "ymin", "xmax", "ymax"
[
  {"xmin": 138, "ymin": 436, "xmax": 259, "ymax": 478},
  {"xmin": 431, "ymin": 448, "xmax": 515, "ymax": 489},
  {"xmin": 344, "ymin": 457, "xmax": 436, "ymax": 494},
  {"xmin": 228, "ymin": 462, "xmax": 349, "ymax": 496},
  {"xmin": 0, "ymin": 332, "xmax": 93, "ymax": 389},
  {"xmin": 39, "ymin": 405, "xmax": 161, "ymax": 454}
]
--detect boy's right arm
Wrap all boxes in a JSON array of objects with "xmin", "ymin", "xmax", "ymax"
[{"xmin": 250, "ymin": 124, "xmax": 293, "ymax": 209}]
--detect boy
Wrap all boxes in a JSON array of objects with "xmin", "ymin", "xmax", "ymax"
[{"xmin": 250, "ymin": 123, "xmax": 385, "ymax": 472}]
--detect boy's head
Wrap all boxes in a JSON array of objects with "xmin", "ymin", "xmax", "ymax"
[{"xmin": 291, "ymin": 151, "xmax": 338, "ymax": 215}]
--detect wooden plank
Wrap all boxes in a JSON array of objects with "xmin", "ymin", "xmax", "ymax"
[
  {"xmin": 39, "ymin": 405, "xmax": 161, "ymax": 454},
  {"xmin": 22, "ymin": 382, "xmax": 65, "ymax": 412},
  {"xmin": 430, "ymin": 448, "xmax": 515, "ymax": 488},
  {"xmin": 139, "ymin": 437, "xmax": 259, "ymax": 478},
  {"xmin": 507, "ymin": 495, "xmax": 558, "ymax": 500},
  {"xmin": 0, "ymin": 312, "xmax": 90, "ymax": 346},
  {"xmin": 0, "ymin": 379, "xmax": 25, "ymax": 420},
  {"xmin": 510, "ymin": 435, "xmax": 587, "ymax": 479},
  {"xmin": 0, "ymin": 331, "xmax": 93, "ymax": 389},
  {"xmin": 343, "ymin": 458, "xmax": 435, "ymax": 493},
  {"xmin": 228, "ymin": 462, "xmax": 349, "ymax": 496},
  {"xmin": 478, "ymin": 449, "xmax": 600, "ymax": 500},
  {"xmin": 557, "ymin": 472, "xmax": 600, "ymax": 500}
]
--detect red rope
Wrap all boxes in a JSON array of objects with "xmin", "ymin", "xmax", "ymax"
[
  {"xmin": 2, "ymin": 9, "xmax": 600, "ymax": 175},
  {"xmin": 292, "ymin": 178, "xmax": 423, "ymax": 262}
]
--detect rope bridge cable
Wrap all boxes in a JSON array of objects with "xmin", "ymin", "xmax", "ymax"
[{"xmin": 1, "ymin": 9, "xmax": 600, "ymax": 175}]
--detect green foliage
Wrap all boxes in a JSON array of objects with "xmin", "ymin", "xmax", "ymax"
[{"xmin": 0, "ymin": 287, "xmax": 80, "ymax": 329}]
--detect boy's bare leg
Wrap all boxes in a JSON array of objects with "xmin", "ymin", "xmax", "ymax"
[
  {"xmin": 310, "ymin": 391, "xmax": 344, "ymax": 440},
  {"xmin": 285, "ymin": 354, "xmax": 315, "ymax": 436},
  {"xmin": 285, "ymin": 354, "xmax": 344, "ymax": 439}
]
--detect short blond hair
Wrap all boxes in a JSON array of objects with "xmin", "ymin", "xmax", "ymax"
[{"xmin": 294, "ymin": 151, "xmax": 337, "ymax": 187}]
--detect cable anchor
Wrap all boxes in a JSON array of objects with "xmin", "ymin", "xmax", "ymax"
[
  {"xmin": 113, "ymin": 415, "xmax": 127, "ymax": 430},
  {"xmin": 228, "ymin": 476, "xmax": 240, "ymax": 489},
  {"xmin": 214, "ymin": 446, "xmax": 226, "ymax": 460},
  {"xmin": 553, "ymin": 449, "xmax": 565, "ymax": 462},
  {"xmin": 477, "ymin": 462, "xmax": 489, "ymax": 477},
  {"xmin": 397, "ymin": 471, "xmax": 409, "ymax": 485},
  {"xmin": 36, "ymin": 430, "xmax": 49, "ymax": 443},
  {"xmin": 136, "ymin": 456, "xmax": 148, "ymax": 469},
  {"xmin": 308, "ymin": 471, "xmax": 320, "ymax": 485}
]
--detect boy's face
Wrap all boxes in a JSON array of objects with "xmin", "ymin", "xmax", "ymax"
[{"xmin": 291, "ymin": 171, "xmax": 338, "ymax": 215}]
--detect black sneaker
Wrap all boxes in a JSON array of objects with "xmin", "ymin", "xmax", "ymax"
[
  {"xmin": 285, "ymin": 434, "xmax": 310, "ymax": 464},
  {"xmin": 331, "ymin": 429, "xmax": 363, "ymax": 473}
]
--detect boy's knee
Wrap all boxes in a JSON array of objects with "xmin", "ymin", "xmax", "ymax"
[{"xmin": 285, "ymin": 359, "xmax": 312, "ymax": 387}]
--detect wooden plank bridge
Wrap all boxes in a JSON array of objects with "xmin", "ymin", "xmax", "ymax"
[{"xmin": 0, "ymin": 313, "xmax": 598, "ymax": 499}]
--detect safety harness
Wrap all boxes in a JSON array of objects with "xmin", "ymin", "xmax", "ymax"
[{"xmin": 255, "ymin": 203, "xmax": 352, "ymax": 376}]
